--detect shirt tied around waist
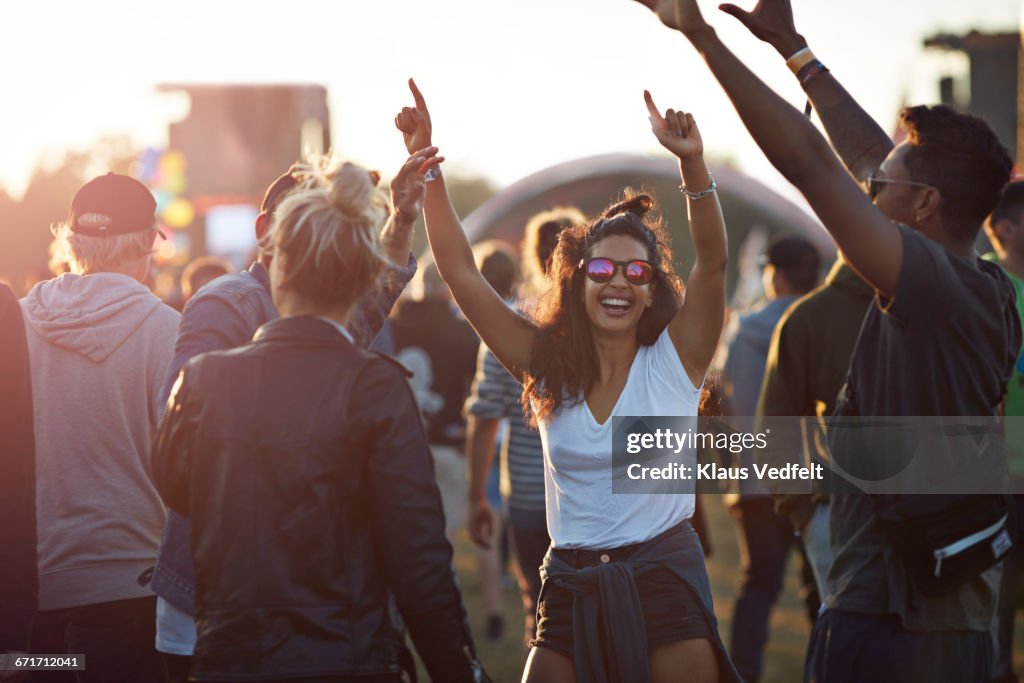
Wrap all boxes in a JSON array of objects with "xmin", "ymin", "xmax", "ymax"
[{"xmin": 540, "ymin": 520, "xmax": 740, "ymax": 683}]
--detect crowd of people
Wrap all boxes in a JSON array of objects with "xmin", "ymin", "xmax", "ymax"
[{"xmin": 2, "ymin": 0, "xmax": 1024, "ymax": 681}]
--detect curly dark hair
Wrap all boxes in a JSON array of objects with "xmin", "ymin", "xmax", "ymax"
[
  {"xmin": 522, "ymin": 190, "xmax": 684, "ymax": 425},
  {"xmin": 899, "ymin": 105, "xmax": 1013, "ymax": 241}
]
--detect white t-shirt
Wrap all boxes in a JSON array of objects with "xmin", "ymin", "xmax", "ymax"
[{"xmin": 536, "ymin": 326, "xmax": 701, "ymax": 549}]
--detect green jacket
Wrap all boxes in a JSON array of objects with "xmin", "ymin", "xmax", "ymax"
[
  {"xmin": 755, "ymin": 259, "xmax": 875, "ymax": 528},
  {"xmin": 982, "ymin": 252, "xmax": 1024, "ymax": 479}
]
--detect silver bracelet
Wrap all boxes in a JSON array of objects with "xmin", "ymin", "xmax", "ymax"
[{"xmin": 679, "ymin": 174, "xmax": 717, "ymax": 200}]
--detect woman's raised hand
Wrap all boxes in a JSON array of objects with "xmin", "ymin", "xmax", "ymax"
[
  {"xmin": 632, "ymin": 0, "xmax": 712, "ymax": 35},
  {"xmin": 390, "ymin": 147, "xmax": 444, "ymax": 224},
  {"xmin": 395, "ymin": 78, "xmax": 433, "ymax": 155},
  {"xmin": 645, "ymin": 91, "xmax": 704, "ymax": 161}
]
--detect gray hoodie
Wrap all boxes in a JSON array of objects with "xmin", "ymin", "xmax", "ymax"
[{"xmin": 21, "ymin": 272, "xmax": 179, "ymax": 610}]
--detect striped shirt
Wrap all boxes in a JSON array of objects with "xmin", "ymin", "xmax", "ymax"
[{"xmin": 464, "ymin": 346, "xmax": 546, "ymax": 512}]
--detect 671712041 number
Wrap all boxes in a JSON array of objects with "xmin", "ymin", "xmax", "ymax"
[{"xmin": 0, "ymin": 655, "xmax": 85, "ymax": 670}]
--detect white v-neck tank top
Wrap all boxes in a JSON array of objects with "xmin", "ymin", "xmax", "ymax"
[{"xmin": 536, "ymin": 326, "xmax": 703, "ymax": 549}]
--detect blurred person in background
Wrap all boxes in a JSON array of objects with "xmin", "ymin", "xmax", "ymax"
[
  {"xmin": 464, "ymin": 208, "xmax": 582, "ymax": 651},
  {"xmin": 0, "ymin": 282, "xmax": 36, "ymax": 683},
  {"xmin": 152, "ymin": 155, "xmax": 489, "ymax": 683},
  {"xmin": 22, "ymin": 173, "xmax": 179, "ymax": 682},
  {"xmin": 147, "ymin": 155, "xmax": 427, "ymax": 682},
  {"xmin": 982, "ymin": 179, "xmax": 1024, "ymax": 683},
  {"xmin": 756, "ymin": 250, "xmax": 874, "ymax": 605},
  {"xmin": 178, "ymin": 255, "xmax": 232, "ymax": 305},
  {"xmin": 390, "ymin": 259, "xmax": 480, "ymax": 542},
  {"xmin": 718, "ymin": 234, "xmax": 821, "ymax": 683},
  {"xmin": 467, "ymin": 238, "xmax": 520, "ymax": 643}
]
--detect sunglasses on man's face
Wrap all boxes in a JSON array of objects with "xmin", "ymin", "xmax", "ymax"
[
  {"xmin": 581, "ymin": 257, "xmax": 655, "ymax": 285},
  {"xmin": 866, "ymin": 171, "xmax": 935, "ymax": 201}
]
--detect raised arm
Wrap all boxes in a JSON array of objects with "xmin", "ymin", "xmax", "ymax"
[
  {"xmin": 646, "ymin": 92, "xmax": 728, "ymax": 387},
  {"xmin": 347, "ymin": 152, "xmax": 436, "ymax": 348},
  {"xmin": 718, "ymin": 0, "xmax": 893, "ymax": 182},
  {"xmin": 378, "ymin": 154, "xmax": 425, "ymax": 265},
  {"xmin": 634, "ymin": 0, "xmax": 902, "ymax": 295},
  {"xmin": 396, "ymin": 79, "xmax": 536, "ymax": 380}
]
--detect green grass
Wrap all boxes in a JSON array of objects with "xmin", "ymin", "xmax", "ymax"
[{"xmin": 427, "ymin": 495, "xmax": 1024, "ymax": 682}]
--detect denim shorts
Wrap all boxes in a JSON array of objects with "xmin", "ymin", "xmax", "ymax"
[{"xmin": 530, "ymin": 542, "xmax": 714, "ymax": 659}]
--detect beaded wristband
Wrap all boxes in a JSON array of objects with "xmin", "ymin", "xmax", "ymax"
[{"xmin": 679, "ymin": 174, "xmax": 717, "ymax": 200}]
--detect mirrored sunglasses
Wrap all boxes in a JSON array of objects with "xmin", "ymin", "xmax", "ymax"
[{"xmin": 582, "ymin": 257, "xmax": 654, "ymax": 285}]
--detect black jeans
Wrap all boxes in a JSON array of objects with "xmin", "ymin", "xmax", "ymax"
[
  {"xmin": 805, "ymin": 609, "xmax": 991, "ymax": 683},
  {"xmin": 729, "ymin": 497, "xmax": 819, "ymax": 683},
  {"xmin": 28, "ymin": 596, "xmax": 161, "ymax": 683},
  {"xmin": 992, "ymin": 494, "xmax": 1024, "ymax": 683},
  {"xmin": 162, "ymin": 653, "xmax": 191, "ymax": 683}
]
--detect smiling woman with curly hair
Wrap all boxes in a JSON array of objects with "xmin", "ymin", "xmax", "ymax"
[{"xmin": 396, "ymin": 78, "xmax": 739, "ymax": 682}]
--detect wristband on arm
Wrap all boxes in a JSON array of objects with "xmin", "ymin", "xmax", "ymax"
[
  {"xmin": 785, "ymin": 47, "xmax": 817, "ymax": 75},
  {"xmin": 787, "ymin": 47, "xmax": 829, "ymax": 119},
  {"xmin": 797, "ymin": 60, "xmax": 830, "ymax": 89}
]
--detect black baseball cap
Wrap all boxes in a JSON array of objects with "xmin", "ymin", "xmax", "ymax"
[{"xmin": 69, "ymin": 173, "xmax": 158, "ymax": 237}]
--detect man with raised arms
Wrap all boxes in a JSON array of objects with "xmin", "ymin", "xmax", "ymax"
[{"xmin": 632, "ymin": 0, "xmax": 1017, "ymax": 680}]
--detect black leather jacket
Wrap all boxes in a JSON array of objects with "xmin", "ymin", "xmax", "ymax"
[{"xmin": 152, "ymin": 316, "xmax": 485, "ymax": 681}]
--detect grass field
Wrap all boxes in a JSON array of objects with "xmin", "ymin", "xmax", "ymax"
[{"xmin": 435, "ymin": 494, "xmax": 1024, "ymax": 683}]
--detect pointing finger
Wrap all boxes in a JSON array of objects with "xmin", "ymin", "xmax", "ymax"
[
  {"xmin": 409, "ymin": 78, "xmax": 428, "ymax": 110},
  {"xmin": 644, "ymin": 90, "xmax": 665, "ymax": 126}
]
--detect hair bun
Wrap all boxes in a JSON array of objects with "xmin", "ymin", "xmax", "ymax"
[
  {"xmin": 267, "ymin": 157, "xmax": 389, "ymax": 312},
  {"xmin": 321, "ymin": 161, "xmax": 383, "ymax": 222},
  {"xmin": 287, "ymin": 159, "xmax": 383, "ymax": 222},
  {"xmin": 601, "ymin": 193, "xmax": 654, "ymax": 219}
]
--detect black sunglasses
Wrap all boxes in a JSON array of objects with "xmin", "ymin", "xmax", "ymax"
[
  {"xmin": 580, "ymin": 257, "xmax": 655, "ymax": 285},
  {"xmin": 866, "ymin": 171, "xmax": 934, "ymax": 201}
]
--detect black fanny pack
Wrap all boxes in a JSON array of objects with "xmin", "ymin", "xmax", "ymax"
[{"xmin": 882, "ymin": 495, "xmax": 1014, "ymax": 597}]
